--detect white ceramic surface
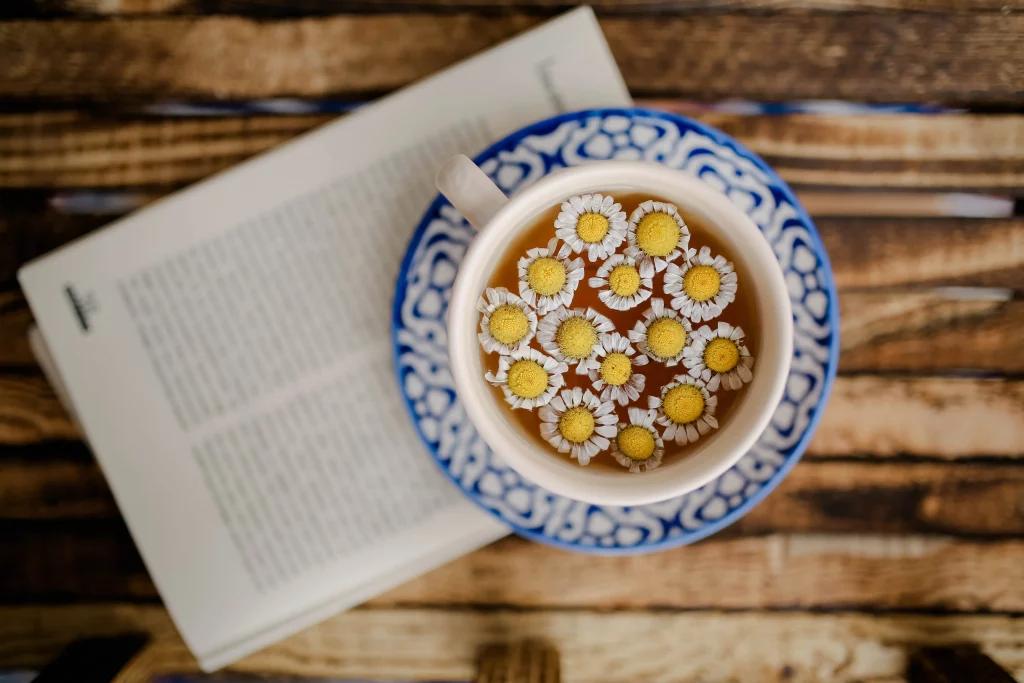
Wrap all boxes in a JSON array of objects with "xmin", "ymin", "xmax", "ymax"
[{"xmin": 438, "ymin": 155, "xmax": 793, "ymax": 506}]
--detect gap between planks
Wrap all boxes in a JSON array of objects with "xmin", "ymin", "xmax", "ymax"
[
  {"xmin": 2, "ymin": 527, "xmax": 1023, "ymax": 612},
  {"xmin": 0, "ymin": 111, "xmax": 1021, "ymax": 190},
  {"xmin": 0, "ymin": 604, "xmax": 1021, "ymax": 682},
  {"xmin": 0, "ymin": 15, "xmax": 1021, "ymax": 104}
]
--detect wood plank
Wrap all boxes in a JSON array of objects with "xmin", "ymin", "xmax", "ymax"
[
  {"xmin": 4, "ymin": 524, "xmax": 1024, "ymax": 613},
  {"xmin": 5, "ymin": 289, "xmax": 1023, "ymax": 372},
  {"xmin": 2, "ymin": 605, "xmax": 1019, "ymax": 682},
  {"xmin": 0, "ymin": 375, "xmax": 81, "ymax": 444},
  {"xmin": 0, "ymin": 456, "xmax": 110, "ymax": 520},
  {"xmin": 840, "ymin": 293, "xmax": 1024, "ymax": 374},
  {"xmin": 7, "ymin": 0, "xmax": 1022, "ymax": 17},
  {"xmin": 0, "ymin": 15, "xmax": 1021, "ymax": 104},
  {"xmin": 0, "ymin": 112, "xmax": 332, "ymax": 189},
  {"xmin": 2, "ymin": 111, "xmax": 1022, "ymax": 190},
  {"xmin": 4, "ymin": 444, "xmax": 1023, "ymax": 535},
  {"xmin": 822, "ymin": 218, "xmax": 1024, "ymax": 290},
  {"xmin": 739, "ymin": 460, "xmax": 1024, "ymax": 536},
  {"xmin": 810, "ymin": 376, "xmax": 1024, "ymax": 459},
  {"xmin": 685, "ymin": 112, "xmax": 1024, "ymax": 191}
]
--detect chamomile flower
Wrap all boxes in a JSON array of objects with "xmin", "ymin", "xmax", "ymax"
[
  {"xmin": 611, "ymin": 407, "xmax": 665, "ymax": 473},
  {"xmin": 664, "ymin": 246, "xmax": 737, "ymax": 323},
  {"xmin": 683, "ymin": 322, "xmax": 754, "ymax": 391},
  {"xmin": 537, "ymin": 306, "xmax": 615, "ymax": 375},
  {"xmin": 485, "ymin": 348, "xmax": 567, "ymax": 410},
  {"xmin": 517, "ymin": 238, "xmax": 584, "ymax": 315},
  {"xmin": 588, "ymin": 253, "xmax": 654, "ymax": 311},
  {"xmin": 538, "ymin": 388, "xmax": 618, "ymax": 466},
  {"xmin": 628, "ymin": 298, "xmax": 692, "ymax": 366},
  {"xmin": 555, "ymin": 193, "xmax": 627, "ymax": 262},
  {"xmin": 477, "ymin": 287, "xmax": 538, "ymax": 355},
  {"xmin": 625, "ymin": 200, "xmax": 690, "ymax": 273},
  {"xmin": 649, "ymin": 375, "xmax": 718, "ymax": 445},
  {"xmin": 588, "ymin": 332, "xmax": 649, "ymax": 406}
]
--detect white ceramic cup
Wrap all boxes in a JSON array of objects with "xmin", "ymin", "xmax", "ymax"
[{"xmin": 437, "ymin": 154, "xmax": 792, "ymax": 506}]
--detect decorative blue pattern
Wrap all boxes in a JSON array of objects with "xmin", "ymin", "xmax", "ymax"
[{"xmin": 392, "ymin": 108, "xmax": 839, "ymax": 555}]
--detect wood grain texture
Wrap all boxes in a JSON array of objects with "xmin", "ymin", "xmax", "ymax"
[
  {"xmin": 685, "ymin": 112, "xmax": 1024, "ymax": 191},
  {"xmin": 7, "ymin": 0, "xmax": 1022, "ymax": 16},
  {"xmin": 0, "ymin": 375, "xmax": 81, "ymax": 444},
  {"xmin": 0, "ymin": 458, "xmax": 110, "ymax": 519},
  {"xmin": 809, "ymin": 376, "xmax": 1024, "ymax": 458},
  {"xmin": 0, "ymin": 112, "xmax": 332, "ymax": 189},
  {"xmin": 840, "ymin": 294, "xmax": 1024, "ymax": 374},
  {"xmin": 4, "ymin": 525, "xmax": 1024, "ymax": 611},
  {"xmin": 475, "ymin": 641, "xmax": 560, "ymax": 683},
  {"xmin": 0, "ymin": 607, "xmax": 1009, "ymax": 683},
  {"xmin": 1, "ymin": 15, "xmax": 1021, "ymax": 104},
  {"xmin": 2, "ymin": 110, "xmax": 1022, "ymax": 190},
  {"xmin": 740, "ymin": 460, "xmax": 1024, "ymax": 536},
  {"xmin": 4, "ymin": 449, "xmax": 1024, "ymax": 535},
  {"xmin": 823, "ymin": 218, "xmax": 1024, "ymax": 290}
]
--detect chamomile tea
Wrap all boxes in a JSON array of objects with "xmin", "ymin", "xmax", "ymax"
[{"xmin": 478, "ymin": 192, "xmax": 758, "ymax": 473}]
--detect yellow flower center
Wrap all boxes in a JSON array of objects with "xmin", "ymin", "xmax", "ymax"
[
  {"xmin": 635, "ymin": 212, "xmax": 680, "ymax": 257},
  {"xmin": 704, "ymin": 337, "xmax": 740, "ymax": 373},
  {"xmin": 608, "ymin": 264, "xmax": 641, "ymax": 297},
  {"xmin": 600, "ymin": 352, "xmax": 632, "ymax": 386},
  {"xmin": 556, "ymin": 317, "xmax": 598, "ymax": 360},
  {"xmin": 506, "ymin": 359, "xmax": 548, "ymax": 399},
  {"xmin": 683, "ymin": 265, "xmax": 721, "ymax": 303},
  {"xmin": 559, "ymin": 406, "xmax": 595, "ymax": 443},
  {"xmin": 645, "ymin": 317, "xmax": 686, "ymax": 360},
  {"xmin": 576, "ymin": 213, "xmax": 610, "ymax": 243},
  {"xmin": 617, "ymin": 425, "xmax": 656, "ymax": 461},
  {"xmin": 663, "ymin": 384, "xmax": 705, "ymax": 425},
  {"xmin": 527, "ymin": 257, "xmax": 566, "ymax": 297},
  {"xmin": 488, "ymin": 304, "xmax": 529, "ymax": 345}
]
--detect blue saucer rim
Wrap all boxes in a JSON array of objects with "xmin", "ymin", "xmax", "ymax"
[{"xmin": 391, "ymin": 106, "xmax": 841, "ymax": 555}]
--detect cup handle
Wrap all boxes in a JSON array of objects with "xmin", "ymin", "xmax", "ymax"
[{"xmin": 435, "ymin": 155, "xmax": 508, "ymax": 231}]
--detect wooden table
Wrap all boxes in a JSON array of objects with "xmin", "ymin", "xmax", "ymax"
[{"xmin": 1, "ymin": 2, "xmax": 1022, "ymax": 681}]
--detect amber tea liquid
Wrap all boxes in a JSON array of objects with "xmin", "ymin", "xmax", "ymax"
[{"xmin": 481, "ymin": 192, "xmax": 760, "ymax": 471}]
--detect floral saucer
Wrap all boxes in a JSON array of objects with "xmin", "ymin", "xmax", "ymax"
[{"xmin": 392, "ymin": 108, "xmax": 839, "ymax": 554}]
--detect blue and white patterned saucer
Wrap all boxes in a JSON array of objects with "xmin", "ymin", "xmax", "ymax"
[{"xmin": 392, "ymin": 108, "xmax": 839, "ymax": 554}]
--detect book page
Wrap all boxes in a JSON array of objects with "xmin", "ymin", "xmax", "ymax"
[{"xmin": 19, "ymin": 7, "xmax": 632, "ymax": 671}]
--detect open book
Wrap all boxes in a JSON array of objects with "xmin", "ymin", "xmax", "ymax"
[{"xmin": 19, "ymin": 7, "xmax": 632, "ymax": 673}]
